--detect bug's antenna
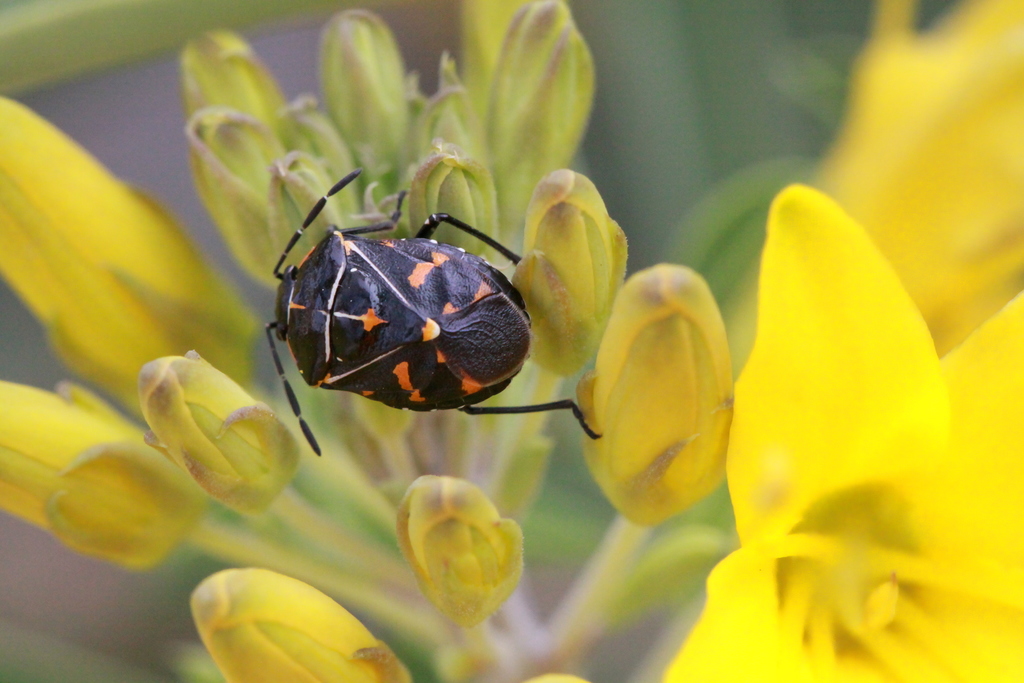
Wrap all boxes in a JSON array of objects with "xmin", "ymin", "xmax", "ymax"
[
  {"xmin": 273, "ymin": 168, "xmax": 363, "ymax": 279},
  {"xmin": 265, "ymin": 323, "xmax": 322, "ymax": 455}
]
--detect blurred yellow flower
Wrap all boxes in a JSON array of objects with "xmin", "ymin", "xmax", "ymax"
[
  {"xmin": 192, "ymin": 568, "xmax": 411, "ymax": 683},
  {"xmin": 0, "ymin": 96, "xmax": 256, "ymax": 405},
  {"xmin": 666, "ymin": 186, "xmax": 1024, "ymax": 680},
  {"xmin": 819, "ymin": 0, "xmax": 1024, "ymax": 354}
]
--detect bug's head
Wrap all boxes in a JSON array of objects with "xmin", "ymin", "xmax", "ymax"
[{"xmin": 273, "ymin": 266, "xmax": 298, "ymax": 340}]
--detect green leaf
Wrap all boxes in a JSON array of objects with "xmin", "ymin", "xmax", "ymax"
[
  {"xmin": 676, "ymin": 156, "xmax": 812, "ymax": 311},
  {"xmin": 0, "ymin": 0, "xmax": 393, "ymax": 94}
]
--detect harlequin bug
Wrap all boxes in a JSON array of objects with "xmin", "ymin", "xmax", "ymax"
[{"xmin": 266, "ymin": 168, "xmax": 600, "ymax": 455}]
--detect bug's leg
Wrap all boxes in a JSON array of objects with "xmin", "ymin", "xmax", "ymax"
[
  {"xmin": 459, "ymin": 400, "xmax": 600, "ymax": 439},
  {"xmin": 273, "ymin": 168, "xmax": 363, "ymax": 279},
  {"xmin": 340, "ymin": 190, "xmax": 408, "ymax": 237},
  {"xmin": 265, "ymin": 322, "xmax": 322, "ymax": 455},
  {"xmin": 417, "ymin": 213, "xmax": 522, "ymax": 264}
]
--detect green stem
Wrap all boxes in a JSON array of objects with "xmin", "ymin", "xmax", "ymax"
[
  {"xmin": 271, "ymin": 489, "xmax": 414, "ymax": 590},
  {"xmin": 188, "ymin": 517, "xmax": 450, "ymax": 647},
  {"xmin": 626, "ymin": 601, "xmax": 705, "ymax": 683},
  {"xmin": 302, "ymin": 449, "xmax": 398, "ymax": 533},
  {"xmin": 547, "ymin": 515, "xmax": 652, "ymax": 665},
  {"xmin": 488, "ymin": 365, "xmax": 561, "ymax": 493}
]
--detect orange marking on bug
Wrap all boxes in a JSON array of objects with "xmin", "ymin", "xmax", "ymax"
[
  {"xmin": 472, "ymin": 280, "xmax": 493, "ymax": 302},
  {"xmin": 410, "ymin": 389, "xmax": 425, "ymax": 402},
  {"xmin": 442, "ymin": 302, "xmax": 459, "ymax": 315},
  {"xmin": 288, "ymin": 301, "xmax": 307, "ymax": 310},
  {"xmin": 360, "ymin": 308, "xmax": 386, "ymax": 331},
  {"xmin": 393, "ymin": 362, "xmax": 414, "ymax": 391},
  {"xmin": 436, "ymin": 347, "xmax": 447, "ymax": 364},
  {"xmin": 422, "ymin": 318, "xmax": 440, "ymax": 341},
  {"xmin": 382, "ymin": 240, "xmax": 396, "ymax": 247},
  {"xmin": 408, "ymin": 262, "xmax": 435, "ymax": 288},
  {"xmin": 431, "ymin": 252, "xmax": 449, "ymax": 266},
  {"xmin": 343, "ymin": 239, "xmax": 353, "ymax": 254},
  {"xmin": 298, "ymin": 246, "xmax": 316, "ymax": 268},
  {"xmin": 461, "ymin": 376, "xmax": 484, "ymax": 395},
  {"xmin": 362, "ymin": 390, "xmax": 374, "ymax": 397}
]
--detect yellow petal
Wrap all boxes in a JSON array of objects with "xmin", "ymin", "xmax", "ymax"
[
  {"xmin": 730, "ymin": 186, "xmax": 947, "ymax": 543},
  {"xmin": 819, "ymin": 0, "xmax": 1024, "ymax": 354},
  {"xmin": 918, "ymin": 289, "xmax": 1024, "ymax": 566},
  {"xmin": 663, "ymin": 548, "xmax": 805, "ymax": 683},
  {"xmin": 0, "ymin": 97, "xmax": 255, "ymax": 405}
]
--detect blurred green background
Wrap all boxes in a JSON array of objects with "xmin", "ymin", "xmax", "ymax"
[{"xmin": 0, "ymin": 1, "xmax": 955, "ymax": 681}]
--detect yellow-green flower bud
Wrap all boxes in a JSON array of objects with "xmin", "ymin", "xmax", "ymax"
[
  {"xmin": 139, "ymin": 352, "xmax": 300, "ymax": 514},
  {"xmin": 488, "ymin": 1, "xmax": 595, "ymax": 241},
  {"xmin": 268, "ymin": 151, "xmax": 352, "ymax": 264},
  {"xmin": 513, "ymin": 170, "xmax": 627, "ymax": 375},
  {"xmin": 321, "ymin": 10, "xmax": 409, "ymax": 184},
  {"xmin": 0, "ymin": 381, "xmax": 205, "ymax": 568},
  {"xmin": 577, "ymin": 265, "xmax": 733, "ymax": 526},
  {"xmin": 187, "ymin": 106, "xmax": 286, "ymax": 285},
  {"xmin": 180, "ymin": 31, "xmax": 287, "ymax": 132},
  {"xmin": 460, "ymin": 0, "xmax": 533, "ymax": 117},
  {"xmin": 407, "ymin": 144, "xmax": 499, "ymax": 256},
  {"xmin": 0, "ymin": 97, "xmax": 256, "ymax": 405},
  {"xmin": 192, "ymin": 568, "xmax": 411, "ymax": 683},
  {"xmin": 281, "ymin": 95, "xmax": 358, "ymax": 181},
  {"xmin": 408, "ymin": 54, "xmax": 487, "ymax": 163},
  {"xmin": 397, "ymin": 475, "xmax": 523, "ymax": 627}
]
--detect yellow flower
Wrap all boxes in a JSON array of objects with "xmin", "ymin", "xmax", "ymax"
[
  {"xmin": 665, "ymin": 185, "xmax": 1024, "ymax": 680},
  {"xmin": 577, "ymin": 264, "xmax": 732, "ymax": 526},
  {"xmin": 396, "ymin": 475, "xmax": 523, "ymax": 627},
  {"xmin": 818, "ymin": 0, "xmax": 1024, "ymax": 355},
  {"xmin": 0, "ymin": 96, "xmax": 256, "ymax": 405},
  {"xmin": 192, "ymin": 568, "xmax": 411, "ymax": 683},
  {"xmin": 0, "ymin": 380, "xmax": 205, "ymax": 568},
  {"xmin": 139, "ymin": 352, "xmax": 301, "ymax": 514}
]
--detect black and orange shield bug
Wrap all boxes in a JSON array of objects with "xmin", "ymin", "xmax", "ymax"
[{"xmin": 265, "ymin": 169, "xmax": 599, "ymax": 455}]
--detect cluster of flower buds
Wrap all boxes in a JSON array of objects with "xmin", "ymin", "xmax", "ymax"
[{"xmin": 182, "ymin": 1, "xmax": 594, "ymax": 288}]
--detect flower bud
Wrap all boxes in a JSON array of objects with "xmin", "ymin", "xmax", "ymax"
[
  {"xmin": 0, "ymin": 380, "xmax": 204, "ymax": 568},
  {"xmin": 187, "ymin": 106, "xmax": 285, "ymax": 285},
  {"xmin": 192, "ymin": 568, "xmax": 410, "ymax": 683},
  {"xmin": 280, "ymin": 95, "xmax": 358, "ymax": 181},
  {"xmin": 407, "ymin": 144, "xmax": 499, "ymax": 256},
  {"xmin": 139, "ymin": 352, "xmax": 300, "ymax": 514},
  {"xmin": 577, "ymin": 265, "xmax": 733, "ymax": 526},
  {"xmin": 488, "ymin": 1, "xmax": 595, "ymax": 241},
  {"xmin": 0, "ymin": 97, "xmax": 256, "ymax": 404},
  {"xmin": 397, "ymin": 475, "xmax": 523, "ymax": 627},
  {"xmin": 268, "ymin": 151, "xmax": 352, "ymax": 263},
  {"xmin": 460, "ymin": 0, "xmax": 534, "ymax": 116},
  {"xmin": 513, "ymin": 170, "xmax": 627, "ymax": 375},
  {"xmin": 321, "ymin": 10, "xmax": 409, "ymax": 185},
  {"xmin": 408, "ymin": 54, "xmax": 487, "ymax": 163},
  {"xmin": 180, "ymin": 31, "xmax": 287, "ymax": 132}
]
